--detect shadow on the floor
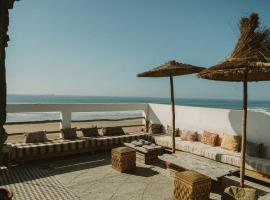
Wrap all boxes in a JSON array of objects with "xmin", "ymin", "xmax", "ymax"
[
  {"xmin": 37, "ymin": 153, "xmax": 112, "ymax": 175},
  {"xmin": 129, "ymin": 166, "xmax": 159, "ymax": 177},
  {"xmin": 150, "ymin": 159, "xmax": 167, "ymax": 169}
]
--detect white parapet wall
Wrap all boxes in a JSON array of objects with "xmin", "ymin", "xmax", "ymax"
[
  {"xmin": 148, "ymin": 103, "xmax": 270, "ymax": 159},
  {"xmin": 6, "ymin": 103, "xmax": 270, "ymax": 158},
  {"xmin": 7, "ymin": 103, "xmax": 149, "ymax": 129}
]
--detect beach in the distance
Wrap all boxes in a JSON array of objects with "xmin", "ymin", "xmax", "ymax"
[{"xmin": 6, "ymin": 94, "xmax": 270, "ymax": 143}]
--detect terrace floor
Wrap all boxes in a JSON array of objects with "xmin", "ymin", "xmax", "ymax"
[{"xmin": 1, "ymin": 153, "xmax": 269, "ymax": 200}]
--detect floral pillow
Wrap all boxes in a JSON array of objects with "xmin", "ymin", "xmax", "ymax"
[{"xmin": 201, "ymin": 131, "xmax": 219, "ymax": 146}]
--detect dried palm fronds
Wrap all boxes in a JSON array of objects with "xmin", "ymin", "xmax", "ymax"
[
  {"xmin": 198, "ymin": 13, "xmax": 270, "ymax": 82},
  {"xmin": 137, "ymin": 60, "xmax": 204, "ymax": 77},
  {"xmin": 230, "ymin": 13, "xmax": 270, "ymax": 62},
  {"xmin": 198, "ymin": 13, "xmax": 270, "ymax": 188}
]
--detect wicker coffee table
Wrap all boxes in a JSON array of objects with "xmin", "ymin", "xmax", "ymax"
[{"xmin": 124, "ymin": 139, "xmax": 163, "ymax": 164}]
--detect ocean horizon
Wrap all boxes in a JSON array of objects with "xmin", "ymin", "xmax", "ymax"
[{"xmin": 6, "ymin": 94, "xmax": 270, "ymax": 123}]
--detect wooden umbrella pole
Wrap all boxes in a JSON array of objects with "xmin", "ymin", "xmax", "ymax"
[
  {"xmin": 170, "ymin": 75, "xmax": 176, "ymax": 153},
  {"xmin": 240, "ymin": 72, "xmax": 248, "ymax": 187}
]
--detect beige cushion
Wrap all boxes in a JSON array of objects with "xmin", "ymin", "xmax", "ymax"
[
  {"xmin": 166, "ymin": 125, "xmax": 180, "ymax": 137},
  {"xmin": 221, "ymin": 134, "xmax": 241, "ymax": 152},
  {"xmin": 24, "ymin": 131, "xmax": 48, "ymax": 143},
  {"xmin": 181, "ymin": 130, "xmax": 198, "ymax": 141}
]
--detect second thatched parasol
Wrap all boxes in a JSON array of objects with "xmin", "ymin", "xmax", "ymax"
[
  {"xmin": 198, "ymin": 13, "xmax": 270, "ymax": 187},
  {"xmin": 137, "ymin": 60, "xmax": 204, "ymax": 153}
]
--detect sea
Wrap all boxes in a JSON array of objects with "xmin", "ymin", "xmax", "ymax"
[{"xmin": 6, "ymin": 94, "xmax": 270, "ymax": 123}]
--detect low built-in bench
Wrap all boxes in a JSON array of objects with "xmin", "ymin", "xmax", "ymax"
[
  {"xmin": 259, "ymin": 193, "xmax": 270, "ymax": 200},
  {"xmin": 146, "ymin": 135, "xmax": 270, "ymax": 178},
  {"xmin": 6, "ymin": 132, "xmax": 149, "ymax": 164}
]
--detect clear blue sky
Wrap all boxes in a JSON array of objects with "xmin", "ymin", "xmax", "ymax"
[{"xmin": 6, "ymin": 0, "xmax": 270, "ymax": 100}]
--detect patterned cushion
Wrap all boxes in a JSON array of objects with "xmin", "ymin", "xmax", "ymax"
[
  {"xmin": 60, "ymin": 128, "xmax": 77, "ymax": 140},
  {"xmin": 150, "ymin": 124, "xmax": 164, "ymax": 134},
  {"xmin": 102, "ymin": 127, "xmax": 125, "ymax": 136},
  {"xmin": 181, "ymin": 130, "xmax": 198, "ymax": 141},
  {"xmin": 221, "ymin": 134, "xmax": 241, "ymax": 152},
  {"xmin": 81, "ymin": 127, "xmax": 99, "ymax": 137},
  {"xmin": 24, "ymin": 131, "xmax": 48, "ymax": 143},
  {"xmin": 201, "ymin": 131, "xmax": 219, "ymax": 146}
]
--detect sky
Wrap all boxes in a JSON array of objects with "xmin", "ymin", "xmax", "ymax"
[{"xmin": 6, "ymin": 0, "xmax": 270, "ymax": 100}]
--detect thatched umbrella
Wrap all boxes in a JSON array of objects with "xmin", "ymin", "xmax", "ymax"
[
  {"xmin": 198, "ymin": 13, "xmax": 270, "ymax": 187},
  {"xmin": 137, "ymin": 60, "xmax": 204, "ymax": 153}
]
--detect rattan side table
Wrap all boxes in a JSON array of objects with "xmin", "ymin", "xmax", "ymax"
[
  {"xmin": 111, "ymin": 147, "xmax": 136, "ymax": 173},
  {"xmin": 173, "ymin": 170, "xmax": 211, "ymax": 200}
]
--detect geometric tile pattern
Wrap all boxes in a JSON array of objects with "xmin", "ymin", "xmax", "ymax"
[{"xmin": 0, "ymin": 166, "xmax": 80, "ymax": 200}]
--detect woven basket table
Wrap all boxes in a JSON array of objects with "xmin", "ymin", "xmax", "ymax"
[
  {"xmin": 111, "ymin": 147, "xmax": 136, "ymax": 173},
  {"xmin": 174, "ymin": 170, "xmax": 211, "ymax": 200}
]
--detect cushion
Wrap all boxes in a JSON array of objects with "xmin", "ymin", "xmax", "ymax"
[
  {"xmin": 24, "ymin": 131, "xmax": 48, "ymax": 143},
  {"xmin": 201, "ymin": 131, "xmax": 219, "ymax": 146},
  {"xmin": 181, "ymin": 130, "xmax": 198, "ymax": 141},
  {"xmin": 246, "ymin": 141, "xmax": 263, "ymax": 158},
  {"xmin": 102, "ymin": 127, "xmax": 125, "ymax": 136},
  {"xmin": 150, "ymin": 124, "xmax": 164, "ymax": 134},
  {"xmin": 166, "ymin": 125, "xmax": 180, "ymax": 136},
  {"xmin": 60, "ymin": 128, "xmax": 77, "ymax": 140},
  {"xmin": 221, "ymin": 134, "xmax": 241, "ymax": 152},
  {"xmin": 82, "ymin": 127, "xmax": 99, "ymax": 137}
]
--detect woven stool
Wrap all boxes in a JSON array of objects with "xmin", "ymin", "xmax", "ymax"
[
  {"xmin": 111, "ymin": 147, "xmax": 136, "ymax": 173},
  {"xmin": 173, "ymin": 170, "xmax": 211, "ymax": 200}
]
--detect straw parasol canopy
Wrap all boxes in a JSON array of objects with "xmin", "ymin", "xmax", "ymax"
[
  {"xmin": 138, "ymin": 60, "xmax": 204, "ymax": 153},
  {"xmin": 138, "ymin": 60, "xmax": 204, "ymax": 77},
  {"xmin": 198, "ymin": 13, "xmax": 270, "ymax": 187}
]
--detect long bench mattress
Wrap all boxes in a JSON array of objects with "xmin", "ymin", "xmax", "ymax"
[{"xmin": 151, "ymin": 135, "xmax": 270, "ymax": 176}]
